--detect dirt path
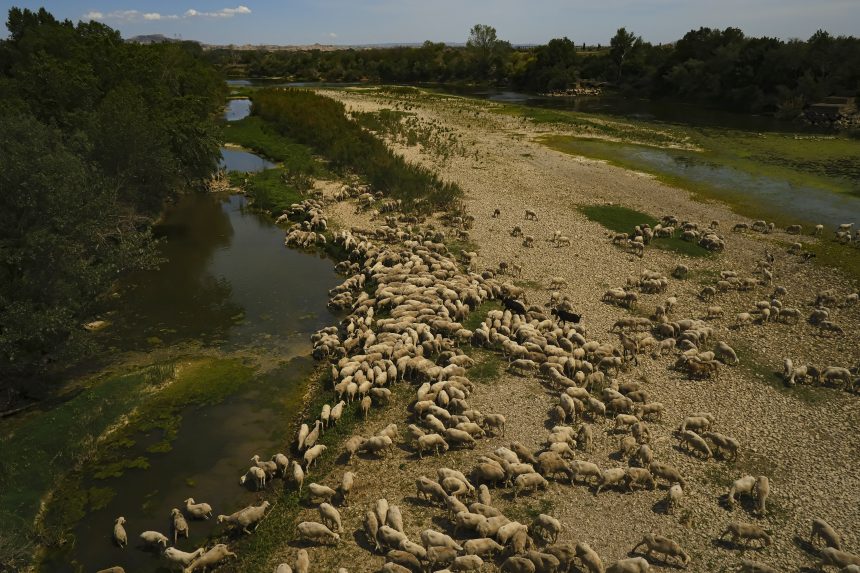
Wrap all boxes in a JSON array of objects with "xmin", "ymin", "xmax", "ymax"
[{"xmin": 270, "ymin": 88, "xmax": 860, "ymax": 573}]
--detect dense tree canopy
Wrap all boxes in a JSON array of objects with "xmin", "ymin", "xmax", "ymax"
[
  {"xmin": 209, "ymin": 24, "xmax": 860, "ymax": 115},
  {"xmin": 0, "ymin": 8, "xmax": 225, "ymax": 385}
]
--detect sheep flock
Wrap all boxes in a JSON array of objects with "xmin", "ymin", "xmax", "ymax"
[{"xmin": 96, "ymin": 133, "xmax": 859, "ymax": 572}]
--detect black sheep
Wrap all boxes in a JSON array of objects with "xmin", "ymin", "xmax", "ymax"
[
  {"xmin": 551, "ymin": 307, "xmax": 581, "ymax": 324},
  {"xmin": 502, "ymin": 297, "xmax": 528, "ymax": 315}
]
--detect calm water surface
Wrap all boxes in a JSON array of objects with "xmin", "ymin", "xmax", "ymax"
[{"xmin": 43, "ymin": 96, "xmax": 339, "ymax": 571}]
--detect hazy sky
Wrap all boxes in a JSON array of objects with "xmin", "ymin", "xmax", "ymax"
[{"xmin": 1, "ymin": 0, "xmax": 858, "ymax": 45}]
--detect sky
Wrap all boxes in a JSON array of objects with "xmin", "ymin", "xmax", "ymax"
[{"xmin": 1, "ymin": 0, "xmax": 858, "ymax": 46}]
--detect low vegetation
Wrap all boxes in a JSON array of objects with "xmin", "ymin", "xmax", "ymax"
[
  {"xmin": 579, "ymin": 204, "xmax": 711, "ymax": 257},
  {"xmin": 252, "ymin": 88, "xmax": 462, "ymax": 211}
]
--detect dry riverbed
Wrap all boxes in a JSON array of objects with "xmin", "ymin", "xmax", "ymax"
[{"xmin": 267, "ymin": 88, "xmax": 860, "ymax": 572}]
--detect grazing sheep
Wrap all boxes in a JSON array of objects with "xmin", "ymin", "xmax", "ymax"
[
  {"xmin": 182, "ymin": 544, "xmax": 236, "ymax": 573},
  {"xmin": 678, "ymin": 430, "xmax": 712, "ymax": 459},
  {"xmin": 416, "ymin": 476, "xmax": 448, "ymax": 503},
  {"xmin": 139, "ymin": 530, "xmax": 168, "ymax": 549},
  {"xmin": 360, "ymin": 435, "xmax": 393, "ymax": 457},
  {"xmin": 217, "ymin": 501, "xmax": 271, "ymax": 534},
  {"xmin": 738, "ymin": 559, "xmax": 779, "ymax": 573},
  {"xmin": 303, "ymin": 444, "xmax": 327, "ymax": 471},
  {"xmin": 703, "ymin": 432, "xmax": 739, "ymax": 460},
  {"xmin": 464, "ymin": 537, "xmax": 505, "ymax": 557},
  {"xmin": 715, "ymin": 341, "xmax": 739, "ymax": 365},
  {"xmin": 811, "ymin": 518, "xmax": 843, "ymax": 549},
  {"xmin": 339, "ymin": 471, "xmax": 356, "ymax": 506},
  {"xmin": 720, "ymin": 522, "xmax": 772, "ymax": 548},
  {"xmin": 319, "ymin": 503, "xmax": 342, "ymax": 532},
  {"xmin": 292, "ymin": 461, "xmax": 305, "ymax": 494},
  {"xmin": 532, "ymin": 513, "xmax": 563, "ymax": 544},
  {"xmin": 386, "ymin": 549, "xmax": 422, "ymax": 571},
  {"xmin": 649, "ymin": 462, "xmax": 685, "ymax": 488},
  {"xmin": 295, "ymin": 550, "xmax": 309, "ymax": 573},
  {"xmin": 239, "ymin": 466, "xmax": 266, "ymax": 490},
  {"xmin": 595, "ymin": 468, "xmax": 627, "ymax": 495},
  {"xmin": 819, "ymin": 548, "xmax": 860, "ymax": 570},
  {"xmin": 96, "ymin": 568, "xmax": 125, "ymax": 573},
  {"xmin": 183, "ymin": 498, "xmax": 212, "ymax": 520},
  {"xmin": 421, "ymin": 529, "xmax": 463, "ymax": 551},
  {"xmin": 417, "ymin": 433, "xmax": 450, "ymax": 458},
  {"xmin": 632, "ymin": 534, "xmax": 690, "ymax": 566},
  {"xmin": 607, "ymin": 557, "xmax": 651, "ymax": 573},
  {"xmin": 163, "ymin": 547, "xmax": 205, "ymax": 568},
  {"xmin": 728, "ymin": 475, "xmax": 757, "ymax": 508},
  {"xmin": 344, "ymin": 435, "xmax": 366, "ymax": 461},
  {"xmin": 626, "ymin": 467, "xmax": 656, "ymax": 491},
  {"xmin": 171, "ymin": 508, "xmax": 189, "ymax": 544},
  {"xmin": 666, "ymin": 484, "xmax": 684, "ymax": 515},
  {"xmin": 575, "ymin": 542, "xmax": 604, "ymax": 573},
  {"xmin": 386, "ymin": 505, "xmax": 404, "ymax": 533},
  {"xmin": 525, "ymin": 209, "xmax": 538, "ymax": 220},
  {"xmin": 514, "ymin": 472, "xmax": 549, "ymax": 498},
  {"xmin": 501, "ymin": 556, "xmax": 537, "ymax": 573},
  {"xmin": 296, "ymin": 521, "xmax": 340, "ymax": 545},
  {"xmin": 113, "ymin": 517, "xmax": 127, "ymax": 548},
  {"xmin": 363, "ymin": 511, "xmax": 381, "ymax": 552},
  {"xmin": 308, "ymin": 482, "xmax": 337, "ymax": 503},
  {"xmin": 754, "ymin": 476, "xmax": 770, "ymax": 516}
]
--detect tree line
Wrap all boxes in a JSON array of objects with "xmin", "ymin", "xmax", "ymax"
[
  {"xmin": 252, "ymin": 88, "xmax": 461, "ymax": 210},
  {"xmin": 0, "ymin": 8, "xmax": 225, "ymax": 388},
  {"xmin": 208, "ymin": 24, "xmax": 860, "ymax": 116}
]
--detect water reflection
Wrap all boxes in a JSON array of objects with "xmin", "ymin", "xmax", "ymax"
[{"xmin": 101, "ymin": 194, "xmax": 339, "ymax": 352}]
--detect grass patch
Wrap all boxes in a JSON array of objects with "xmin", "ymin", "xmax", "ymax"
[
  {"xmin": 230, "ymin": 366, "xmax": 413, "ymax": 571},
  {"xmin": 732, "ymin": 342, "xmax": 831, "ymax": 405},
  {"xmin": 29, "ymin": 358, "xmax": 256, "ymax": 562},
  {"xmin": 493, "ymin": 102, "xmax": 683, "ymax": 147},
  {"xmin": 579, "ymin": 204, "xmax": 711, "ymax": 258},
  {"xmin": 223, "ymin": 116, "xmax": 330, "ymax": 178},
  {"xmin": 466, "ymin": 350, "xmax": 503, "ymax": 384},
  {"xmin": 242, "ymin": 168, "xmax": 304, "ymax": 215},
  {"xmin": 0, "ymin": 362, "xmax": 179, "ymax": 568}
]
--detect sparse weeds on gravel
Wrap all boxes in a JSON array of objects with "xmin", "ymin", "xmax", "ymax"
[
  {"xmin": 466, "ymin": 350, "xmax": 503, "ymax": 384},
  {"xmin": 505, "ymin": 497, "xmax": 554, "ymax": 523}
]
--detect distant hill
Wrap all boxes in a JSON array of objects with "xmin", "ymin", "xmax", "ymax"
[{"xmin": 127, "ymin": 34, "xmax": 181, "ymax": 44}]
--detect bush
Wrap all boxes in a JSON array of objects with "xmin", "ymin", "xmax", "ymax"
[{"xmin": 253, "ymin": 89, "xmax": 461, "ymax": 211}]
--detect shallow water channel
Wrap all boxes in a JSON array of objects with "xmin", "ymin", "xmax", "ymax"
[{"xmin": 40, "ymin": 101, "xmax": 340, "ymax": 572}]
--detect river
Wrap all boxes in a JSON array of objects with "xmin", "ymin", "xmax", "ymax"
[{"xmin": 39, "ymin": 99, "xmax": 341, "ymax": 572}]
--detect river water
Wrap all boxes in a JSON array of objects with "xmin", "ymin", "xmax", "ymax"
[{"xmin": 41, "ymin": 99, "xmax": 341, "ymax": 572}]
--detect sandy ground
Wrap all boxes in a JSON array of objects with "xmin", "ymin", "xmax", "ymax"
[{"xmin": 270, "ymin": 89, "xmax": 860, "ymax": 573}]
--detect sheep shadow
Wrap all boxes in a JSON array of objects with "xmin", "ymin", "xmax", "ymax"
[
  {"xmin": 712, "ymin": 537, "xmax": 766, "ymax": 552},
  {"xmin": 793, "ymin": 535, "xmax": 820, "ymax": 556},
  {"xmin": 403, "ymin": 494, "xmax": 434, "ymax": 508},
  {"xmin": 628, "ymin": 551, "xmax": 687, "ymax": 570},
  {"xmin": 351, "ymin": 527, "xmax": 376, "ymax": 553},
  {"xmin": 430, "ymin": 515, "xmax": 457, "ymax": 534},
  {"xmin": 651, "ymin": 498, "xmax": 671, "ymax": 515}
]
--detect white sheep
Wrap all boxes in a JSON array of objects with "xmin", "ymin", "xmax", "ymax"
[
  {"xmin": 171, "ymin": 508, "xmax": 189, "ymax": 544},
  {"xmin": 811, "ymin": 518, "xmax": 843, "ymax": 549},
  {"xmin": 607, "ymin": 557, "xmax": 651, "ymax": 573},
  {"xmin": 183, "ymin": 498, "xmax": 212, "ymax": 520},
  {"xmin": 139, "ymin": 530, "xmax": 168, "ymax": 549},
  {"xmin": 163, "ymin": 547, "xmax": 204, "ymax": 568},
  {"xmin": 217, "ymin": 501, "xmax": 271, "ymax": 534},
  {"xmin": 532, "ymin": 513, "xmax": 562, "ymax": 543},
  {"xmin": 319, "ymin": 502, "xmax": 342, "ymax": 532},
  {"xmin": 339, "ymin": 471, "xmax": 356, "ymax": 505},
  {"xmin": 308, "ymin": 482, "xmax": 337, "ymax": 503},
  {"xmin": 113, "ymin": 517, "xmax": 127, "ymax": 548},
  {"xmin": 728, "ymin": 475, "xmax": 757, "ymax": 507},
  {"xmin": 239, "ymin": 466, "xmax": 267, "ymax": 490},
  {"xmin": 303, "ymin": 444, "xmax": 327, "ymax": 471},
  {"xmin": 295, "ymin": 550, "xmax": 309, "ymax": 573},
  {"xmin": 296, "ymin": 521, "xmax": 340, "ymax": 545},
  {"xmin": 182, "ymin": 544, "xmax": 236, "ymax": 573}
]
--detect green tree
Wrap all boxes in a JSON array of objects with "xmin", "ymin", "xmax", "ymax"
[
  {"xmin": 466, "ymin": 24, "xmax": 511, "ymax": 81},
  {"xmin": 610, "ymin": 27, "xmax": 641, "ymax": 82}
]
